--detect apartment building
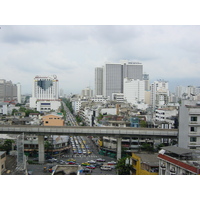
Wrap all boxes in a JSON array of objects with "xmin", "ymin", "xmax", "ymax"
[
  {"xmin": 178, "ymin": 100, "xmax": 200, "ymax": 150},
  {"xmin": 158, "ymin": 146, "xmax": 200, "ymax": 175}
]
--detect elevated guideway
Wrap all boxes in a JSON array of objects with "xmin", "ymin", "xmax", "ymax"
[
  {"xmin": 0, "ymin": 125, "xmax": 178, "ymax": 138},
  {"xmin": 0, "ymin": 125, "xmax": 178, "ymax": 163}
]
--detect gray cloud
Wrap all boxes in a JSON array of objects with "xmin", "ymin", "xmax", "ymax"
[{"xmin": 0, "ymin": 25, "xmax": 200, "ymax": 94}]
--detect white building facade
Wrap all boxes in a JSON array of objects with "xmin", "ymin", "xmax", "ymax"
[
  {"xmin": 30, "ymin": 75, "xmax": 61, "ymax": 112},
  {"xmin": 178, "ymin": 100, "xmax": 200, "ymax": 150},
  {"xmin": 124, "ymin": 78, "xmax": 145, "ymax": 106},
  {"xmin": 151, "ymin": 80, "xmax": 169, "ymax": 109}
]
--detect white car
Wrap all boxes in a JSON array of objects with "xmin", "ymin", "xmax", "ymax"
[
  {"xmin": 100, "ymin": 166, "xmax": 112, "ymax": 171},
  {"xmin": 96, "ymin": 158, "xmax": 106, "ymax": 162},
  {"xmin": 87, "ymin": 160, "xmax": 96, "ymax": 164}
]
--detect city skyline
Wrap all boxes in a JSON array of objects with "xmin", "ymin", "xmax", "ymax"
[{"xmin": 1, "ymin": 25, "xmax": 200, "ymax": 94}]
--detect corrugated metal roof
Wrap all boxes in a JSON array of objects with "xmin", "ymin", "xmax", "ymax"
[{"xmin": 162, "ymin": 146, "xmax": 194, "ymax": 155}]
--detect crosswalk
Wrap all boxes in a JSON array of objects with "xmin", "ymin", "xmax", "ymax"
[{"xmin": 63, "ymin": 155, "xmax": 98, "ymax": 158}]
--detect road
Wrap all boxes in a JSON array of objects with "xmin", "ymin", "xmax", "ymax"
[{"xmin": 27, "ymin": 101, "xmax": 117, "ymax": 175}]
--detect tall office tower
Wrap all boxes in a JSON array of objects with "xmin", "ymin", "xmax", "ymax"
[
  {"xmin": 95, "ymin": 67, "xmax": 103, "ymax": 96},
  {"xmin": 17, "ymin": 83, "xmax": 21, "ymax": 103},
  {"xmin": 150, "ymin": 80, "xmax": 169, "ymax": 109},
  {"xmin": 124, "ymin": 78, "xmax": 145, "ymax": 105},
  {"xmin": 82, "ymin": 87, "xmax": 93, "ymax": 98},
  {"xmin": 30, "ymin": 75, "xmax": 60, "ymax": 112},
  {"xmin": 102, "ymin": 61, "xmax": 143, "ymax": 98},
  {"xmin": 143, "ymin": 73, "xmax": 150, "ymax": 91},
  {"xmin": 0, "ymin": 79, "xmax": 17, "ymax": 102}
]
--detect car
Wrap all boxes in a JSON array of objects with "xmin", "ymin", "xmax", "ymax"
[
  {"xmin": 67, "ymin": 161, "xmax": 76, "ymax": 165},
  {"xmin": 67, "ymin": 159, "xmax": 76, "ymax": 162},
  {"xmin": 100, "ymin": 166, "xmax": 112, "ymax": 171},
  {"xmin": 87, "ymin": 160, "xmax": 96, "ymax": 164},
  {"xmin": 107, "ymin": 161, "xmax": 117, "ymax": 165},
  {"xmin": 96, "ymin": 158, "xmax": 106, "ymax": 162},
  {"xmin": 86, "ymin": 165, "xmax": 96, "ymax": 169},
  {"xmin": 81, "ymin": 162, "xmax": 90, "ymax": 166},
  {"xmin": 82, "ymin": 168, "xmax": 92, "ymax": 173}
]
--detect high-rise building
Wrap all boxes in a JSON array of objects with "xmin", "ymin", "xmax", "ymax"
[
  {"xmin": 81, "ymin": 87, "xmax": 93, "ymax": 98},
  {"xmin": 143, "ymin": 73, "xmax": 150, "ymax": 91},
  {"xmin": 17, "ymin": 83, "xmax": 21, "ymax": 103},
  {"xmin": 30, "ymin": 75, "xmax": 61, "ymax": 112},
  {"xmin": 95, "ymin": 61, "xmax": 143, "ymax": 99},
  {"xmin": 0, "ymin": 79, "xmax": 17, "ymax": 102},
  {"xmin": 95, "ymin": 67, "xmax": 103, "ymax": 96},
  {"xmin": 150, "ymin": 80, "xmax": 169, "ymax": 109}
]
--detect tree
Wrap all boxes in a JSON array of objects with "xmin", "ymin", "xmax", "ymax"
[
  {"xmin": 115, "ymin": 157, "xmax": 134, "ymax": 175},
  {"xmin": 0, "ymin": 139, "xmax": 14, "ymax": 154}
]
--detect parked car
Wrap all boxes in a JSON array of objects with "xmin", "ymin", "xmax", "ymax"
[{"xmin": 96, "ymin": 158, "xmax": 106, "ymax": 162}]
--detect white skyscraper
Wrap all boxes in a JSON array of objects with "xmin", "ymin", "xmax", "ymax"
[
  {"xmin": 30, "ymin": 75, "xmax": 60, "ymax": 112},
  {"xmin": 17, "ymin": 83, "xmax": 21, "ymax": 103}
]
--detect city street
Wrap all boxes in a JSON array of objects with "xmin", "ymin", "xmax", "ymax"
[{"xmin": 27, "ymin": 136, "xmax": 117, "ymax": 175}]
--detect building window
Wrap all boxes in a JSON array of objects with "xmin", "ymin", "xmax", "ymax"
[
  {"xmin": 191, "ymin": 116, "xmax": 197, "ymax": 122},
  {"xmin": 190, "ymin": 127, "xmax": 197, "ymax": 132},
  {"xmin": 45, "ymin": 121, "xmax": 49, "ymax": 124},
  {"xmin": 2, "ymin": 164, "xmax": 4, "ymax": 169},
  {"xmin": 190, "ymin": 137, "xmax": 197, "ymax": 142}
]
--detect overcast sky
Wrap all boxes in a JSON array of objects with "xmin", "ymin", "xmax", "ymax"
[{"xmin": 0, "ymin": 25, "xmax": 200, "ymax": 95}]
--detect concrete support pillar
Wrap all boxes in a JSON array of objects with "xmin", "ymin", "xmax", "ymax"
[
  {"xmin": 38, "ymin": 136, "xmax": 45, "ymax": 163},
  {"xmin": 117, "ymin": 137, "xmax": 122, "ymax": 160}
]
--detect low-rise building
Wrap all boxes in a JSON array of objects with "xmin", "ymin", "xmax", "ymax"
[
  {"xmin": 42, "ymin": 113, "xmax": 64, "ymax": 126},
  {"xmin": 158, "ymin": 146, "xmax": 200, "ymax": 175},
  {"xmin": 131, "ymin": 152, "xmax": 159, "ymax": 175}
]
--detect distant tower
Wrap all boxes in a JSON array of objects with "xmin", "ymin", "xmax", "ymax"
[
  {"xmin": 17, "ymin": 83, "xmax": 21, "ymax": 103},
  {"xmin": 95, "ymin": 67, "xmax": 103, "ymax": 96}
]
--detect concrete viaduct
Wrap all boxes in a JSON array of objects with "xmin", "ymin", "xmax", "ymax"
[{"xmin": 0, "ymin": 125, "xmax": 178, "ymax": 163}]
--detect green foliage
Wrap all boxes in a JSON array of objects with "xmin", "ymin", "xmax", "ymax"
[
  {"xmin": 97, "ymin": 113, "xmax": 103, "ymax": 122},
  {"xmin": 0, "ymin": 139, "xmax": 14, "ymax": 153},
  {"xmin": 141, "ymin": 143, "xmax": 154, "ymax": 152},
  {"xmin": 44, "ymin": 141, "xmax": 53, "ymax": 150},
  {"xmin": 17, "ymin": 106, "xmax": 40, "ymax": 117},
  {"xmin": 12, "ymin": 109, "xmax": 18, "ymax": 115},
  {"xmin": 139, "ymin": 120, "xmax": 147, "ymax": 127},
  {"xmin": 61, "ymin": 98, "xmax": 73, "ymax": 114},
  {"xmin": 116, "ymin": 157, "xmax": 133, "ymax": 175}
]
